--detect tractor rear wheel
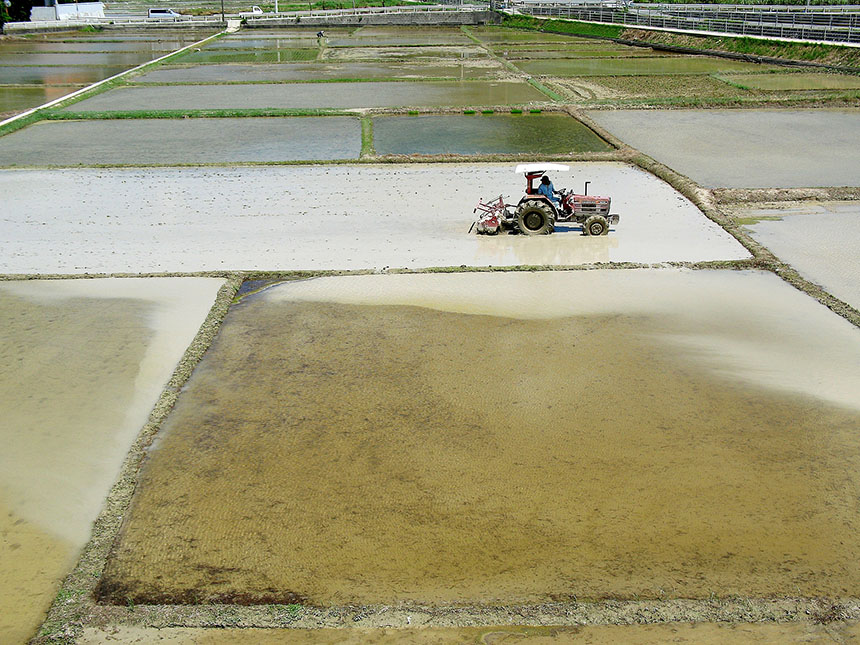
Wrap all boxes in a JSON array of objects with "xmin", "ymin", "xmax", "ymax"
[
  {"xmin": 583, "ymin": 214, "xmax": 609, "ymax": 236},
  {"xmin": 515, "ymin": 200, "xmax": 554, "ymax": 235}
]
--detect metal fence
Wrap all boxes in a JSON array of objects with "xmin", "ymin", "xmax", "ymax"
[{"xmin": 513, "ymin": 2, "xmax": 860, "ymax": 44}]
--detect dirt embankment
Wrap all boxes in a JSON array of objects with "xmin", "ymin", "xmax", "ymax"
[{"xmin": 619, "ymin": 28, "xmax": 860, "ymax": 70}]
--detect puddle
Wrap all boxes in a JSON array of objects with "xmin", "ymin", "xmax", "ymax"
[
  {"xmin": 0, "ymin": 65, "xmax": 130, "ymax": 85},
  {"xmin": 719, "ymin": 72, "xmax": 860, "ymax": 90},
  {"xmin": 66, "ymin": 81, "xmax": 547, "ymax": 111},
  {"xmin": 0, "ymin": 117, "xmax": 360, "ymax": 166},
  {"xmin": 373, "ymin": 114, "xmax": 611, "ymax": 155},
  {"xmin": 587, "ymin": 108, "xmax": 860, "ymax": 188},
  {"xmin": 99, "ymin": 270, "xmax": 860, "ymax": 606},
  {"xmin": 0, "ymin": 163, "xmax": 747, "ymax": 273},
  {"xmin": 76, "ymin": 622, "xmax": 860, "ymax": 645},
  {"xmin": 516, "ymin": 57, "xmax": 779, "ymax": 76},
  {"xmin": 739, "ymin": 201, "xmax": 860, "ymax": 310},
  {"xmin": 0, "ymin": 278, "xmax": 223, "ymax": 642},
  {"xmin": 133, "ymin": 62, "xmax": 504, "ymax": 83}
]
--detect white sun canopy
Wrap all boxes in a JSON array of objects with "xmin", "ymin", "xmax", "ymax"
[{"xmin": 514, "ymin": 163, "xmax": 571, "ymax": 174}]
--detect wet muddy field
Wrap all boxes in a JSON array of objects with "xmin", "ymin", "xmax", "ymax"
[
  {"xmin": 735, "ymin": 201, "xmax": 860, "ymax": 310},
  {"xmin": 0, "ymin": 117, "xmax": 361, "ymax": 166},
  {"xmin": 0, "ymin": 86, "xmax": 77, "ymax": 119},
  {"xmin": 100, "ymin": 271, "xmax": 860, "ymax": 606},
  {"xmin": 0, "ymin": 278, "xmax": 223, "ymax": 644},
  {"xmin": 64, "ymin": 81, "xmax": 547, "ymax": 111},
  {"xmin": 132, "ymin": 61, "xmax": 505, "ymax": 83},
  {"xmin": 5, "ymin": 21, "xmax": 860, "ymax": 642},
  {"xmin": 588, "ymin": 108, "xmax": 860, "ymax": 188},
  {"xmin": 515, "ymin": 57, "xmax": 777, "ymax": 76},
  {"xmin": 0, "ymin": 64, "xmax": 130, "ymax": 85},
  {"xmin": 0, "ymin": 28, "xmax": 214, "ymax": 119},
  {"xmin": 75, "ymin": 622, "xmax": 860, "ymax": 645},
  {"xmin": 720, "ymin": 71, "xmax": 860, "ymax": 90},
  {"xmin": 0, "ymin": 163, "xmax": 747, "ymax": 273},
  {"xmin": 373, "ymin": 113, "xmax": 612, "ymax": 155}
]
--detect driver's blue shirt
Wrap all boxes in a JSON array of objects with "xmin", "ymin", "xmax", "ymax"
[{"xmin": 537, "ymin": 181, "xmax": 559, "ymax": 204}]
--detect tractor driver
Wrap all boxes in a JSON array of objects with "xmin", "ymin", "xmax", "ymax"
[{"xmin": 537, "ymin": 175, "xmax": 560, "ymax": 205}]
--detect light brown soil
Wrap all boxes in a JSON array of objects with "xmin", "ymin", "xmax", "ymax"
[
  {"xmin": 98, "ymin": 272, "xmax": 860, "ymax": 607},
  {"xmin": 553, "ymin": 74, "xmax": 756, "ymax": 101},
  {"xmin": 77, "ymin": 621, "xmax": 860, "ymax": 644}
]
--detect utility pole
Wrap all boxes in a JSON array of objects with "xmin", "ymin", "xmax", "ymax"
[{"xmin": 220, "ymin": 0, "xmax": 225, "ymax": 23}]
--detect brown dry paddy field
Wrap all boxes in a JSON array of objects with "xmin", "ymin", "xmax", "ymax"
[{"xmin": 1, "ymin": 14, "xmax": 859, "ymax": 645}]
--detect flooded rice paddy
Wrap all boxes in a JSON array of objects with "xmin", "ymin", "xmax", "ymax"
[
  {"xmin": 588, "ymin": 108, "xmax": 860, "ymax": 188},
  {"xmin": 0, "ymin": 278, "xmax": 223, "ymax": 644},
  {"xmin": 0, "ymin": 163, "xmax": 748, "ymax": 273},
  {"xmin": 0, "ymin": 40, "xmax": 178, "ymax": 54},
  {"xmin": 100, "ymin": 271, "xmax": 860, "ymax": 606},
  {"xmin": 207, "ymin": 38, "xmax": 323, "ymax": 50},
  {"xmin": 174, "ymin": 48, "xmax": 320, "ymax": 64},
  {"xmin": 0, "ymin": 64, "xmax": 130, "ymax": 85},
  {"xmin": 0, "ymin": 117, "xmax": 360, "ymax": 166},
  {"xmin": 738, "ymin": 201, "xmax": 860, "ymax": 310},
  {"xmin": 321, "ymin": 45, "xmax": 488, "ymax": 61},
  {"xmin": 132, "ymin": 61, "xmax": 505, "ymax": 83},
  {"xmin": 327, "ymin": 34, "xmax": 473, "ymax": 47},
  {"xmin": 0, "ymin": 86, "xmax": 78, "ymax": 117},
  {"xmin": 373, "ymin": 113, "xmax": 612, "ymax": 155},
  {"xmin": 0, "ymin": 51, "xmax": 167, "ymax": 67},
  {"xmin": 0, "ymin": 28, "xmax": 214, "ymax": 119},
  {"xmin": 720, "ymin": 72, "xmax": 860, "ymax": 90},
  {"xmin": 500, "ymin": 48, "xmax": 674, "ymax": 59},
  {"xmin": 515, "ymin": 57, "xmax": 779, "ymax": 76},
  {"xmin": 64, "ymin": 81, "xmax": 548, "ymax": 111}
]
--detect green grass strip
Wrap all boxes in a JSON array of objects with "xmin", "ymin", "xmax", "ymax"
[
  {"xmin": 527, "ymin": 78, "xmax": 563, "ymax": 102},
  {"xmin": 0, "ymin": 109, "xmax": 46, "ymax": 139},
  {"xmin": 48, "ymin": 108, "xmax": 353, "ymax": 120},
  {"xmin": 360, "ymin": 116, "xmax": 374, "ymax": 157},
  {"xmin": 501, "ymin": 15, "xmax": 624, "ymax": 40}
]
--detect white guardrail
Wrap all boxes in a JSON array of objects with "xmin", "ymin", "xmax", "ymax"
[{"xmin": 508, "ymin": 1, "xmax": 860, "ymax": 44}]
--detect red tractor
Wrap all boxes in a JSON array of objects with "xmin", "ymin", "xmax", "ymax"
[{"xmin": 473, "ymin": 163, "xmax": 620, "ymax": 236}]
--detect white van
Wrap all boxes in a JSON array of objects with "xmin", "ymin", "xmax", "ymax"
[{"xmin": 148, "ymin": 8, "xmax": 182, "ymax": 18}]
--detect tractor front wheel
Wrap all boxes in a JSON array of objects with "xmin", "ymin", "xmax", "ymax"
[
  {"xmin": 583, "ymin": 214, "xmax": 609, "ymax": 236},
  {"xmin": 515, "ymin": 200, "xmax": 554, "ymax": 236}
]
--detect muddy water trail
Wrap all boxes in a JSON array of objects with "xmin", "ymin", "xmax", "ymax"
[
  {"xmin": 0, "ymin": 278, "xmax": 223, "ymax": 643},
  {"xmin": 100, "ymin": 270, "xmax": 860, "ymax": 606}
]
